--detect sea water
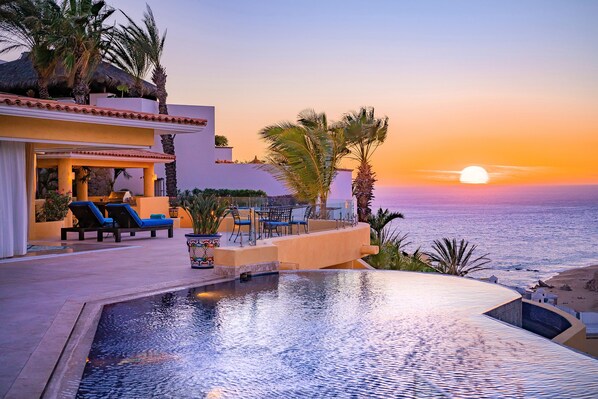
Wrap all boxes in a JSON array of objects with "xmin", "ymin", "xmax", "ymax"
[{"xmin": 373, "ymin": 185, "xmax": 598, "ymax": 288}]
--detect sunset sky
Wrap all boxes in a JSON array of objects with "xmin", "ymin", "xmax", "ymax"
[{"xmin": 7, "ymin": 0, "xmax": 597, "ymax": 186}]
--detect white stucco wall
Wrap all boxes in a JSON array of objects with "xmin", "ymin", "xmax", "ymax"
[
  {"xmin": 107, "ymin": 98, "xmax": 353, "ymax": 200},
  {"xmin": 215, "ymin": 147, "xmax": 233, "ymax": 161}
]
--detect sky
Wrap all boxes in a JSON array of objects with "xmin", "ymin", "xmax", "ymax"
[{"xmin": 6, "ymin": 0, "xmax": 598, "ymax": 186}]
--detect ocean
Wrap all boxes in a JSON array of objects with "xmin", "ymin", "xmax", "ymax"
[{"xmin": 372, "ymin": 185, "xmax": 598, "ymax": 288}]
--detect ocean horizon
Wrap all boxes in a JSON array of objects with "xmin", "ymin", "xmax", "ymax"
[{"xmin": 372, "ymin": 184, "xmax": 598, "ymax": 288}]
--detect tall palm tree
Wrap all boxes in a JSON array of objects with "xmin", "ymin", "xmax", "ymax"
[
  {"xmin": 121, "ymin": 5, "xmax": 176, "ymax": 197},
  {"xmin": 54, "ymin": 0, "xmax": 114, "ymax": 104},
  {"xmin": 260, "ymin": 109, "xmax": 348, "ymax": 214},
  {"xmin": 342, "ymin": 107, "xmax": 389, "ymax": 222},
  {"xmin": 0, "ymin": 0, "xmax": 61, "ymax": 99},
  {"xmin": 426, "ymin": 238, "xmax": 491, "ymax": 277},
  {"xmin": 106, "ymin": 26, "xmax": 149, "ymax": 97}
]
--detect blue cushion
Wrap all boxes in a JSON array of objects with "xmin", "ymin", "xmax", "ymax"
[
  {"xmin": 289, "ymin": 220, "xmax": 307, "ymax": 225},
  {"xmin": 150, "ymin": 214, "xmax": 166, "ymax": 219},
  {"xmin": 235, "ymin": 220, "xmax": 251, "ymax": 225},
  {"xmin": 69, "ymin": 201, "xmax": 106, "ymax": 225},
  {"xmin": 140, "ymin": 218, "xmax": 174, "ymax": 228},
  {"xmin": 102, "ymin": 217, "xmax": 114, "ymax": 226},
  {"xmin": 265, "ymin": 221, "xmax": 289, "ymax": 226},
  {"xmin": 106, "ymin": 203, "xmax": 144, "ymax": 228}
]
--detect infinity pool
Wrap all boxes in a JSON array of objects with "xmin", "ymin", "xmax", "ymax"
[{"xmin": 77, "ymin": 271, "xmax": 598, "ymax": 398}]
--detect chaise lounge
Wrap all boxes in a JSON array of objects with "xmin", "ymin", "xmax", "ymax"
[
  {"xmin": 101, "ymin": 203, "xmax": 174, "ymax": 243},
  {"xmin": 61, "ymin": 201, "xmax": 115, "ymax": 241}
]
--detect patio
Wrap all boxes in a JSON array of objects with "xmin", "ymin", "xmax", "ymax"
[{"xmin": 0, "ymin": 231, "xmax": 223, "ymax": 398}]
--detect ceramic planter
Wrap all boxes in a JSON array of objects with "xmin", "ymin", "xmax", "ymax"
[{"xmin": 185, "ymin": 233, "xmax": 221, "ymax": 269}]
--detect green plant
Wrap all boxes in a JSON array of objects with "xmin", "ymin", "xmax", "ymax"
[
  {"xmin": 215, "ymin": 134, "xmax": 229, "ymax": 147},
  {"xmin": 260, "ymin": 109, "xmax": 348, "ymax": 213},
  {"xmin": 36, "ymin": 190, "xmax": 70, "ymax": 222},
  {"xmin": 342, "ymin": 107, "xmax": 389, "ymax": 222},
  {"xmin": 368, "ymin": 207, "xmax": 404, "ymax": 242},
  {"xmin": 54, "ymin": 0, "xmax": 115, "ymax": 104},
  {"xmin": 108, "ymin": 26, "xmax": 150, "ymax": 97},
  {"xmin": 0, "ymin": 0, "xmax": 62, "ymax": 99},
  {"xmin": 426, "ymin": 238, "xmax": 491, "ymax": 276},
  {"xmin": 178, "ymin": 191, "xmax": 229, "ymax": 235},
  {"xmin": 116, "ymin": 84, "xmax": 128, "ymax": 97}
]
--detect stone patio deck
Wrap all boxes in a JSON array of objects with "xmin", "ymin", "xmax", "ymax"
[{"xmin": 0, "ymin": 229, "xmax": 226, "ymax": 398}]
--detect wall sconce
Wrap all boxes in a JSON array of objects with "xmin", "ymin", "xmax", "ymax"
[
  {"xmin": 71, "ymin": 171, "xmax": 76, "ymax": 180},
  {"xmin": 153, "ymin": 174, "xmax": 158, "ymax": 181}
]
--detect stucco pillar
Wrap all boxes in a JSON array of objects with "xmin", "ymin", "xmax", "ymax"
[
  {"xmin": 57, "ymin": 159, "xmax": 73, "ymax": 194},
  {"xmin": 143, "ymin": 165, "xmax": 155, "ymax": 197},
  {"xmin": 76, "ymin": 168, "xmax": 88, "ymax": 201},
  {"xmin": 25, "ymin": 144, "xmax": 36, "ymax": 240},
  {"xmin": 57, "ymin": 158, "xmax": 73, "ymax": 227}
]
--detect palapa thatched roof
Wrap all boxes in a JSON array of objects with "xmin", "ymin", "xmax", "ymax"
[{"xmin": 0, "ymin": 52, "xmax": 157, "ymax": 99}]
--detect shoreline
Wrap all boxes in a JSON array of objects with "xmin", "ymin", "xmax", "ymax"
[{"xmin": 543, "ymin": 264, "xmax": 598, "ymax": 313}]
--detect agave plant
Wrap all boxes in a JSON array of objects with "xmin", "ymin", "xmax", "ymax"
[
  {"xmin": 178, "ymin": 191, "xmax": 229, "ymax": 235},
  {"xmin": 426, "ymin": 238, "xmax": 491, "ymax": 276}
]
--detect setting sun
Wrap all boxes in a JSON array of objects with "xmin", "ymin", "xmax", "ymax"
[{"xmin": 460, "ymin": 166, "xmax": 489, "ymax": 184}]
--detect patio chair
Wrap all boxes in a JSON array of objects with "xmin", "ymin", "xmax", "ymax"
[
  {"xmin": 263, "ymin": 206, "xmax": 292, "ymax": 238},
  {"xmin": 289, "ymin": 205, "xmax": 313, "ymax": 234},
  {"xmin": 229, "ymin": 207, "xmax": 251, "ymax": 243},
  {"xmin": 101, "ymin": 203, "xmax": 173, "ymax": 243},
  {"xmin": 61, "ymin": 201, "xmax": 115, "ymax": 241}
]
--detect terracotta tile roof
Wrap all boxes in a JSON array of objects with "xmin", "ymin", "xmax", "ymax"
[
  {"xmin": 48, "ymin": 149, "xmax": 175, "ymax": 161},
  {"xmin": 0, "ymin": 93, "xmax": 207, "ymax": 126}
]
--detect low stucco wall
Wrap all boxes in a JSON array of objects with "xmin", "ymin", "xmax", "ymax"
[
  {"xmin": 522, "ymin": 299, "xmax": 589, "ymax": 355},
  {"xmin": 214, "ymin": 223, "xmax": 372, "ymax": 271}
]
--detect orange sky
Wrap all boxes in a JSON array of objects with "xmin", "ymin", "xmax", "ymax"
[{"xmin": 8, "ymin": 1, "xmax": 597, "ymax": 186}]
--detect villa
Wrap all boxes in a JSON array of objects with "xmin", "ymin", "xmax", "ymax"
[{"xmin": 0, "ymin": 41, "xmax": 596, "ymax": 399}]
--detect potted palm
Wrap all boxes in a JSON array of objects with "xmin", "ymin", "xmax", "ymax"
[{"xmin": 179, "ymin": 191, "xmax": 229, "ymax": 269}]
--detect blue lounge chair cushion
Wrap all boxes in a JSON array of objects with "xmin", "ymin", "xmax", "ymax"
[
  {"xmin": 235, "ymin": 220, "xmax": 251, "ymax": 225},
  {"xmin": 150, "ymin": 214, "xmax": 166, "ymax": 219},
  {"xmin": 140, "ymin": 218, "xmax": 174, "ymax": 228},
  {"xmin": 106, "ymin": 203, "xmax": 172, "ymax": 228},
  {"xmin": 69, "ymin": 201, "xmax": 114, "ymax": 227}
]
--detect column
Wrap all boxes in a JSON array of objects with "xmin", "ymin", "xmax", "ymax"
[
  {"xmin": 76, "ymin": 168, "xmax": 88, "ymax": 201},
  {"xmin": 143, "ymin": 165, "xmax": 155, "ymax": 197},
  {"xmin": 57, "ymin": 158, "xmax": 73, "ymax": 227}
]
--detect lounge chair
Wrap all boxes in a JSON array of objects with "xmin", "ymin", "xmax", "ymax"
[
  {"xmin": 101, "ymin": 203, "xmax": 173, "ymax": 243},
  {"xmin": 61, "ymin": 201, "xmax": 115, "ymax": 241}
]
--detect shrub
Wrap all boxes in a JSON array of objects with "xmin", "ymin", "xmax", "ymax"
[{"xmin": 36, "ymin": 191, "xmax": 71, "ymax": 222}]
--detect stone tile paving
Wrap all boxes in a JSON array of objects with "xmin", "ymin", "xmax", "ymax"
[{"xmin": 0, "ymin": 229, "xmax": 221, "ymax": 398}]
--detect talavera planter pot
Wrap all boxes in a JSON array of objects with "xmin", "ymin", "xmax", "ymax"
[{"xmin": 185, "ymin": 233, "xmax": 221, "ymax": 269}]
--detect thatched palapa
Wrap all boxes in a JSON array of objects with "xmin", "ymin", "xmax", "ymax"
[{"xmin": 0, "ymin": 52, "xmax": 157, "ymax": 99}]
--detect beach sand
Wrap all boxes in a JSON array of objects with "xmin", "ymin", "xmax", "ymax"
[{"xmin": 545, "ymin": 264, "xmax": 598, "ymax": 313}]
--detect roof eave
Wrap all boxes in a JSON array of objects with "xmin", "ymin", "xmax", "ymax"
[{"xmin": 0, "ymin": 105, "xmax": 206, "ymax": 134}]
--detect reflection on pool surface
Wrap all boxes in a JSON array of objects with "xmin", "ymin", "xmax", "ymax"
[{"xmin": 77, "ymin": 271, "xmax": 598, "ymax": 398}]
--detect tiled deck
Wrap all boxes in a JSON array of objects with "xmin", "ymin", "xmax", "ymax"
[{"xmin": 0, "ymin": 229, "xmax": 227, "ymax": 398}]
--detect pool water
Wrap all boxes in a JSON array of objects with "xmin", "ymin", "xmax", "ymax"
[{"xmin": 77, "ymin": 271, "xmax": 598, "ymax": 398}]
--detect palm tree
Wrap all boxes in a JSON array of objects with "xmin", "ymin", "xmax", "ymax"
[
  {"xmin": 260, "ymin": 109, "xmax": 348, "ymax": 215},
  {"xmin": 342, "ymin": 107, "xmax": 389, "ymax": 222},
  {"xmin": 426, "ymin": 238, "xmax": 491, "ymax": 276},
  {"xmin": 106, "ymin": 27, "xmax": 150, "ymax": 97},
  {"xmin": 0, "ymin": 0, "xmax": 61, "ymax": 99},
  {"xmin": 121, "ymin": 5, "xmax": 176, "ymax": 197},
  {"xmin": 54, "ymin": 0, "xmax": 114, "ymax": 104},
  {"xmin": 368, "ymin": 207, "xmax": 404, "ymax": 241}
]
